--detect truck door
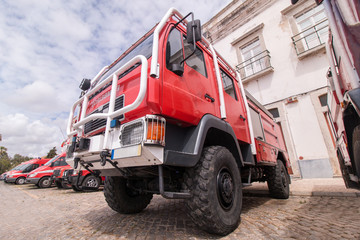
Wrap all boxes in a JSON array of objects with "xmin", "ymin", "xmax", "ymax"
[
  {"xmin": 162, "ymin": 27, "xmax": 219, "ymax": 124},
  {"xmin": 219, "ymin": 67, "xmax": 250, "ymax": 143}
]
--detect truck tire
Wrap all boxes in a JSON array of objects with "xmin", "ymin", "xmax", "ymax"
[
  {"xmin": 55, "ymin": 180, "xmax": 63, "ymax": 188},
  {"xmin": 266, "ymin": 160, "xmax": 290, "ymax": 199},
  {"xmin": 104, "ymin": 176, "xmax": 153, "ymax": 214},
  {"xmin": 38, "ymin": 177, "xmax": 52, "ymax": 188},
  {"xmin": 71, "ymin": 184, "xmax": 82, "ymax": 192},
  {"xmin": 82, "ymin": 175, "xmax": 100, "ymax": 191},
  {"xmin": 351, "ymin": 125, "xmax": 360, "ymax": 177},
  {"xmin": 61, "ymin": 181, "xmax": 72, "ymax": 189},
  {"xmin": 15, "ymin": 177, "xmax": 26, "ymax": 185},
  {"xmin": 184, "ymin": 146, "xmax": 242, "ymax": 236}
]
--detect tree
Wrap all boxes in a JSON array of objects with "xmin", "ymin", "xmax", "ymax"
[
  {"xmin": 11, "ymin": 154, "xmax": 31, "ymax": 167},
  {"xmin": 0, "ymin": 146, "xmax": 11, "ymax": 174},
  {"xmin": 46, "ymin": 147, "xmax": 57, "ymax": 158}
]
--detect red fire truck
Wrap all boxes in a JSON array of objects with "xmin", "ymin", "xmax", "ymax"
[
  {"xmin": 292, "ymin": 0, "xmax": 360, "ymax": 189},
  {"xmin": 51, "ymin": 165, "xmax": 72, "ymax": 189},
  {"xmin": 61, "ymin": 168, "xmax": 104, "ymax": 191},
  {"xmin": 65, "ymin": 8, "xmax": 292, "ymax": 235}
]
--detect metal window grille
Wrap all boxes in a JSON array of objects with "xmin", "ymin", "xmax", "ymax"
[
  {"xmin": 236, "ymin": 50, "xmax": 272, "ymax": 80},
  {"xmin": 292, "ymin": 19, "xmax": 329, "ymax": 55}
]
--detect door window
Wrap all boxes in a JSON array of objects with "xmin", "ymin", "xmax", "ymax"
[
  {"xmin": 220, "ymin": 68, "xmax": 237, "ymax": 100},
  {"xmin": 184, "ymin": 41, "xmax": 208, "ymax": 78},
  {"xmin": 166, "ymin": 28, "xmax": 184, "ymax": 71}
]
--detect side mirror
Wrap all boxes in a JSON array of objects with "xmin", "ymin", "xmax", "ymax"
[
  {"xmin": 186, "ymin": 20, "xmax": 201, "ymax": 44},
  {"xmin": 171, "ymin": 64, "xmax": 184, "ymax": 76},
  {"xmin": 50, "ymin": 162, "xmax": 55, "ymax": 167},
  {"xmin": 79, "ymin": 78, "xmax": 91, "ymax": 91}
]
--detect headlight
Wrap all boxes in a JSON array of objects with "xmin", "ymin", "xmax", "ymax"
[
  {"xmin": 119, "ymin": 115, "xmax": 166, "ymax": 147},
  {"xmin": 9, "ymin": 175, "xmax": 13, "ymax": 178},
  {"xmin": 120, "ymin": 121, "xmax": 144, "ymax": 146},
  {"xmin": 28, "ymin": 173, "xmax": 37, "ymax": 178}
]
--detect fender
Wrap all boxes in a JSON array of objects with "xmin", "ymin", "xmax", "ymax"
[
  {"xmin": 346, "ymin": 88, "xmax": 360, "ymax": 117},
  {"xmin": 163, "ymin": 114, "xmax": 244, "ymax": 167}
]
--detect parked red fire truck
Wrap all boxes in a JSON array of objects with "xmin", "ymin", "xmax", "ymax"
[
  {"xmin": 26, "ymin": 152, "xmax": 68, "ymax": 188},
  {"xmin": 65, "ymin": 8, "xmax": 292, "ymax": 235},
  {"xmin": 4, "ymin": 158, "xmax": 49, "ymax": 184},
  {"xmin": 59, "ymin": 168, "xmax": 104, "ymax": 191},
  {"xmin": 51, "ymin": 165, "xmax": 72, "ymax": 189},
  {"xmin": 292, "ymin": 0, "xmax": 360, "ymax": 189}
]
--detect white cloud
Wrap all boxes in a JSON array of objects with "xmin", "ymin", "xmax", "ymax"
[
  {"xmin": 0, "ymin": 114, "xmax": 63, "ymax": 157},
  {"xmin": 0, "ymin": 0, "xmax": 231, "ymax": 157}
]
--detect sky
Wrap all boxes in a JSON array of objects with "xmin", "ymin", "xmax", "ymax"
[{"xmin": 0, "ymin": 0, "xmax": 231, "ymax": 157}]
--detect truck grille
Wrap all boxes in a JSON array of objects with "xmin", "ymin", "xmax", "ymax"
[
  {"xmin": 84, "ymin": 95, "xmax": 124, "ymax": 135},
  {"xmin": 53, "ymin": 169, "xmax": 61, "ymax": 177}
]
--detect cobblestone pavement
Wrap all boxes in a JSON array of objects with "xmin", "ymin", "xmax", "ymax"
[{"xmin": 1, "ymin": 181, "xmax": 359, "ymax": 240}]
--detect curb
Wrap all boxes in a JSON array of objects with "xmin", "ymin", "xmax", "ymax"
[{"xmin": 243, "ymin": 189, "xmax": 360, "ymax": 197}]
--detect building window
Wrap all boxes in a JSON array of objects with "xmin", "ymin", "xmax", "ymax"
[
  {"xmin": 231, "ymin": 23, "xmax": 273, "ymax": 82},
  {"xmin": 236, "ymin": 38, "xmax": 272, "ymax": 80},
  {"xmin": 291, "ymin": 4, "xmax": 328, "ymax": 55},
  {"xmin": 268, "ymin": 108, "xmax": 280, "ymax": 118}
]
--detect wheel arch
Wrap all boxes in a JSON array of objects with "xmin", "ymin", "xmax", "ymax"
[
  {"xmin": 343, "ymin": 101, "xmax": 360, "ymax": 164},
  {"xmin": 164, "ymin": 114, "xmax": 244, "ymax": 168}
]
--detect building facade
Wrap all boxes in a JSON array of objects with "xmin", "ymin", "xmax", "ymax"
[{"xmin": 203, "ymin": 0, "xmax": 341, "ymax": 178}]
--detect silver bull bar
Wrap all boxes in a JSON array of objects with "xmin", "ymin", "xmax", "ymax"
[{"xmin": 66, "ymin": 55, "xmax": 148, "ymax": 150}]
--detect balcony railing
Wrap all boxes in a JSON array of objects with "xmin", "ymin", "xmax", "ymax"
[
  {"xmin": 236, "ymin": 50, "xmax": 272, "ymax": 80},
  {"xmin": 292, "ymin": 19, "xmax": 329, "ymax": 55}
]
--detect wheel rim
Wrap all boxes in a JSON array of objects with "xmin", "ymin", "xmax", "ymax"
[
  {"xmin": 217, "ymin": 167, "xmax": 234, "ymax": 210},
  {"xmin": 86, "ymin": 178, "xmax": 98, "ymax": 187},
  {"xmin": 42, "ymin": 178, "xmax": 50, "ymax": 187},
  {"xmin": 18, "ymin": 178, "xmax": 25, "ymax": 184}
]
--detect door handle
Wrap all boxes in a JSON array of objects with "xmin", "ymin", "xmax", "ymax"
[{"xmin": 204, "ymin": 93, "xmax": 215, "ymax": 103}]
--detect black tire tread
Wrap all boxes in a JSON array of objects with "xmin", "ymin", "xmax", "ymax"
[
  {"xmin": 15, "ymin": 177, "xmax": 25, "ymax": 185},
  {"xmin": 266, "ymin": 160, "xmax": 290, "ymax": 199},
  {"xmin": 184, "ymin": 146, "xmax": 242, "ymax": 236},
  {"xmin": 104, "ymin": 176, "xmax": 153, "ymax": 214},
  {"xmin": 39, "ymin": 177, "xmax": 52, "ymax": 188}
]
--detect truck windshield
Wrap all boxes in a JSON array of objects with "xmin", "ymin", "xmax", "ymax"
[{"xmin": 92, "ymin": 33, "xmax": 153, "ymax": 89}]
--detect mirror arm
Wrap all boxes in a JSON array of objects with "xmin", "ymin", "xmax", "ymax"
[
  {"xmin": 174, "ymin": 12, "xmax": 193, "ymax": 28},
  {"xmin": 179, "ymin": 14, "xmax": 197, "ymax": 65}
]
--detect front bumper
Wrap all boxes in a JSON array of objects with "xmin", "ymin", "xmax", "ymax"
[
  {"xmin": 26, "ymin": 178, "xmax": 40, "ymax": 184},
  {"xmin": 68, "ymin": 175, "xmax": 85, "ymax": 185},
  {"xmin": 66, "ymin": 115, "xmax": 165, "ymax": 172},
  {"xmin": 5, "ymin": 178, "xmax": 16, "ymax": 183}
]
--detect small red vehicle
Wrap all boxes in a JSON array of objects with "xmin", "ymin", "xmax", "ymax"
[
  {"xmin": 1, "ymin": 163, "xmax": 28, "ymax": 182},
  {"xmin": 26, "ymin": 152, "xmax": 68, "ymax": 188},
  {"xmin": 51, "ymin": 165, "xmax": 72, "ymax": 189},
  {"xmin": 5, "ymin": 158, "xmax": 50, "ymax": 185},
  {"xmin": 63, "ymin": 169, "xmax": 104, "ymax": 192}
]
